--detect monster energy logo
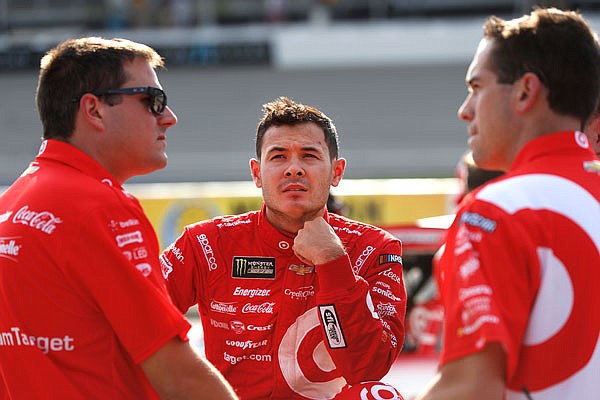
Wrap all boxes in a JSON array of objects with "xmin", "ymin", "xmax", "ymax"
[{"xmin": 232, "ymin": 256, "xmax": 276, "ymax": 279}]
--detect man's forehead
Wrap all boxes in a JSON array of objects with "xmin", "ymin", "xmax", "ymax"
[{"xmin": 466, "ymin": 39, "xmax": 494, "ymax": 81}]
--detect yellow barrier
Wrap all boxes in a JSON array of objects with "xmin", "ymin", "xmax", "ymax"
[{"xmin": 126, "ymin": 178, "xmax": 459, "ymax": 249}]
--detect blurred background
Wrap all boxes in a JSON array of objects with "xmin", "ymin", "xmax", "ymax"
[{"xmin": 2, "ymin": 0, "xmax": 600, "ymax": 186}]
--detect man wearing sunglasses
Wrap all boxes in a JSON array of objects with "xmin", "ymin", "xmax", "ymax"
[{"xmin": 0, "ymin": 37, "xmax": 237, "ymax": 399}]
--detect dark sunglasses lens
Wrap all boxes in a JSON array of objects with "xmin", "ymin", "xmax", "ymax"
[{"xmin": 151, "ymin": 90, "xmax": 166, "ymax": 114}]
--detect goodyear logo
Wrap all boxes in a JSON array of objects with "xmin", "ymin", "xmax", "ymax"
[
  {"xmin": 378, "ymin": 254, "xmax": 403, "ymax": 265},
  {"xmin": 232, "ymin": 256, "xmax": 276, "ymax": 279}
]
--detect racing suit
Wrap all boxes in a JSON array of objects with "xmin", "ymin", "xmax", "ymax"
[
  {"xmin": 0, "ymin": 140, "xmax": 190, "ymax": 399},
  {"xmin": 161, "ymin": 205, "xmax": 406, "ymax": 399},
  {"xmin": 438, "ymin": 131, "xmax": 600, "ymax": 399}
]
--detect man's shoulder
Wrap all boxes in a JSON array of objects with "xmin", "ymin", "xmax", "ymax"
[
  {"xmin": 3, "ymin": 166, "xmax": 128, "ymax": 217},
  {"xmin": 329, "ymin": 213, "xmax": 397, "ymax": 242},
  {"xmin": 185, "ymin": 210, "xmax": 260, "ymax": 233}
]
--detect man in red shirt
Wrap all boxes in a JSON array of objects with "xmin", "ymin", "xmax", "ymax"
[
  {"xmin": 416, "ymin": 7, "xmax": 600, "ymax": 400},
  {"xmin": 161, "ymin": 97, "xmax": 407, "ymax": 399},
  {"xmin": 0, "ymin": 37, "xmax": 236, "ymax": 399}
]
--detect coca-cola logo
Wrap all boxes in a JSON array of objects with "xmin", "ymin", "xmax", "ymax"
[
  {"xmin": 12, "ymin": 206, "xmax": 62, "ymax": 234},
  {"xmin": 241, "ymin": 302, "xmax": 275, "ymax": 314}
]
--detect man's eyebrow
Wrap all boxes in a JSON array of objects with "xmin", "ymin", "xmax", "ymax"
[
  {"xmin": 265, "ymin": 145, "xmax": 323, "ymax": 153},
  {"xmin": 466, "ymin": 75, "xmax": 481, "ymax": 87}
]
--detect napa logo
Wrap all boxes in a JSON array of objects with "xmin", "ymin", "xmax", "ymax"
[{"xmin": 583, "ymin": 160, "xmax": 600, "ymax": 175}]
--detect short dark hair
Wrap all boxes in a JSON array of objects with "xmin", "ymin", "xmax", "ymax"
[
  {"xmin": 36, "ymin": 37, "xmax": 165, "ymax": 140},
  {"xmin": 483, "ymin": 7, "xmax": 600, "ymax": 123},
  {"xmin": 255, "ymin": 97, "xmax": 340, "ymax": 160}
]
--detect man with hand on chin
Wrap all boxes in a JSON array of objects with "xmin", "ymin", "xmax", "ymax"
[{"xmin": 161, "ymin": 96, "xmax": 407, "ymax": 400}]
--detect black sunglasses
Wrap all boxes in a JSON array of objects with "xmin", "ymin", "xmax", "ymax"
[{"xmin": 72, "ymin": 87, "xmax": 167, "ymax": 115}]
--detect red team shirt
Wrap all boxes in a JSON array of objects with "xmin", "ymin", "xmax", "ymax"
[
  {"xmin": 439, "ymin": 131, "xmax": 600, "ymax": 399},
  {"xmin": 161, "ymin": 206, "xmax": 407, "ymax": 399},
  {"xmin": 0, "ymin": 140, "xmax": 191, "ymax": 399}
]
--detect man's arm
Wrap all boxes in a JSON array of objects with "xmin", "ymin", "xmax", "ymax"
[
  {"xmin": 294, "ymin": 216, "xmax": 405, "ymax": 382},
  {"xmin": 415, "ymin": 342, "xmax": 506, "ymax": 400},
  {"xmin": 141, "ymin": 336, "xmax": 238, "ymax": 400}
]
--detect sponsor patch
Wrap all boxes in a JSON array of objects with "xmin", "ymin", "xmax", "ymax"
[
  {"xmin": 0, "ymin": 237, "xmax": 21, "ymax": 262},
  {"xmin": 13, "ymin": 206, "xmax": 62, "ymax": 234},
  {"xmin": 232, "ymin": 256, "xmax": 275, "ymax": 279},
  {"xmin": 115, "ymin": 231, "xmax": 143, "ymax": 247},
  {"xmin": 135, "ymin": 263, "xmax": 152, "ymax": 277},
  {"xmin": 378, "ymin": 254, "xmax": 402, "ymax": 265},
  {"xmin": 288, "ymin": 263, "xmax": 314, "ymax": 276},
  {"xmin": 353, "ymin": 245, "xmax": 376, "ymax": 274},
  {"xmin": 318, "ymin": 304, "xmax": 347, "ymax": 349},
  {"xmin": 584, "ymin": 160, "xmax": 600, "ymax": 175},
  {"xmin": 460, "ymin": 212, "xmax": 497, "ymax": 233},
  {"xmin": 159, "ymin": 254, "xmax": 173, "ymax": 279}
]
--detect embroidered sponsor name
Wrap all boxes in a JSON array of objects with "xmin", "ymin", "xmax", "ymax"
[
  {"xmin": 333, "ymin": 226, "xmax": 363, "ymax": 236},
  {"xmin": 135, "ymin": 263, "xmax": 152, "ymax": 277},
  {"xmin": 379, "ymin": 254, "xmax": 403, "ymax": 265},
  {"xmin": 13, "ymin": 206, "xmax": 62, "ymax": 234},
  {"xmin": 460, "ymin": 212, "xmax": 497, "ymax": 232},
  {"xmin": 223, "ymin": 351, "xmax": 272, "ymax": 365},
  {"xmin": 232, "ymin": 257, "xmax": 275, "ymax": 279},
  {"xmin": 170, "ymin": 245, "xmax": 184, "ymax": 263},
  {"xmin": 376, "ymin": 302, "xmax": 397, "ymax": 318},
  {"xmin": 216, "ymin": 219, "xmax": 252, "ymax": 228},
  {"xmin": 458, "ymin": 284, "xmax": 492, "ymax": 301},
  {"xmin": 319, "ymin": 304, "xmax": 347, "ymax": 349},
  {"xmin": 371, "ymin": 286, "xmax": 402, "ymax": 301},
  {"xmin": 0, "ymin": 237, "xmax": 21, "ymax": 262},
  {"xmin": 197, "ymin": 234, "xmax": 218, "ymax": 271},
  {"xmin": 109, "ymin": 218, "xmax": 140, "ymax": 231},
  {"xmin": 233, "ymin": 287, "xmax": 271, "ymax": 298},
  {"xmin": 284, "ymin": 286, "xmax": 315, "ymax": 300},
  {"xmin": 241, "ymin": 302, "xmax": 275, "ymax": 314},
  {"xmin": 353, "ymin": 245, "xmax": 376, "ymax": 274},
  {"xmin": 159, "ymin": 253, "xmax": 173, "ymax": 279},
  {"xmin": 116, "ymin": 231, "xmax": 143, "ymax": 247},
  {"xmin": 225, "ymin": 339, "xmax": 268, "ymax": 350},
  {"xmin": 379, "ymin": 268, "xmax": 402, "ymax": 284},
  {"xmin": 210, "ymin": 300, "xmax": 238, "ymax": 315},
  {"xmin": 225, "ymin": 320, "xmax": 273, "ymax": 334}
]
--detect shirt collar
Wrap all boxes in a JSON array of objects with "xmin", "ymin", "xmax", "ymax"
[
  {"xmin": 34, "ymin": 139, "xmax": 122, "ymax": 189},
  {"xmin": 256, "ymin": 203, "xmax": 330, "ymax": 253},
  {"xmin": 510, "ymin": 131, "xmax": 593, "ymax": 171}
]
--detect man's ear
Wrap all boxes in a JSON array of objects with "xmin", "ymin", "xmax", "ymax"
[
  {"xmin": 78, "ymin": 93, "xmax": 106, "ymax": 131},
  {"xmin": 330, "ymin": 157, "xmax": 346, "ymax": 187},
  {"xmin": 514, "ymin": 72, "xmax": 543, "ymax": 114},
  {"xmin": 249, "ymin": 158, "xmax": 262, "ymax": 188}
]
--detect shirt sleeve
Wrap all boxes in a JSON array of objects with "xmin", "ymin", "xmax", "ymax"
[
  {"xmin": 65, "ymin": 205, "xmax": 191, "ymax": 364},
  {"xmin": 161, "ymin": 225, "xmax": 206, "ymax": 313},
  {"xmin": 439, "ymin": 200, "xmax": 539, "ymax": 380},
  {"xmin": 315, "ymin": 236, "xmax": 406, "ymax": 384}
]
